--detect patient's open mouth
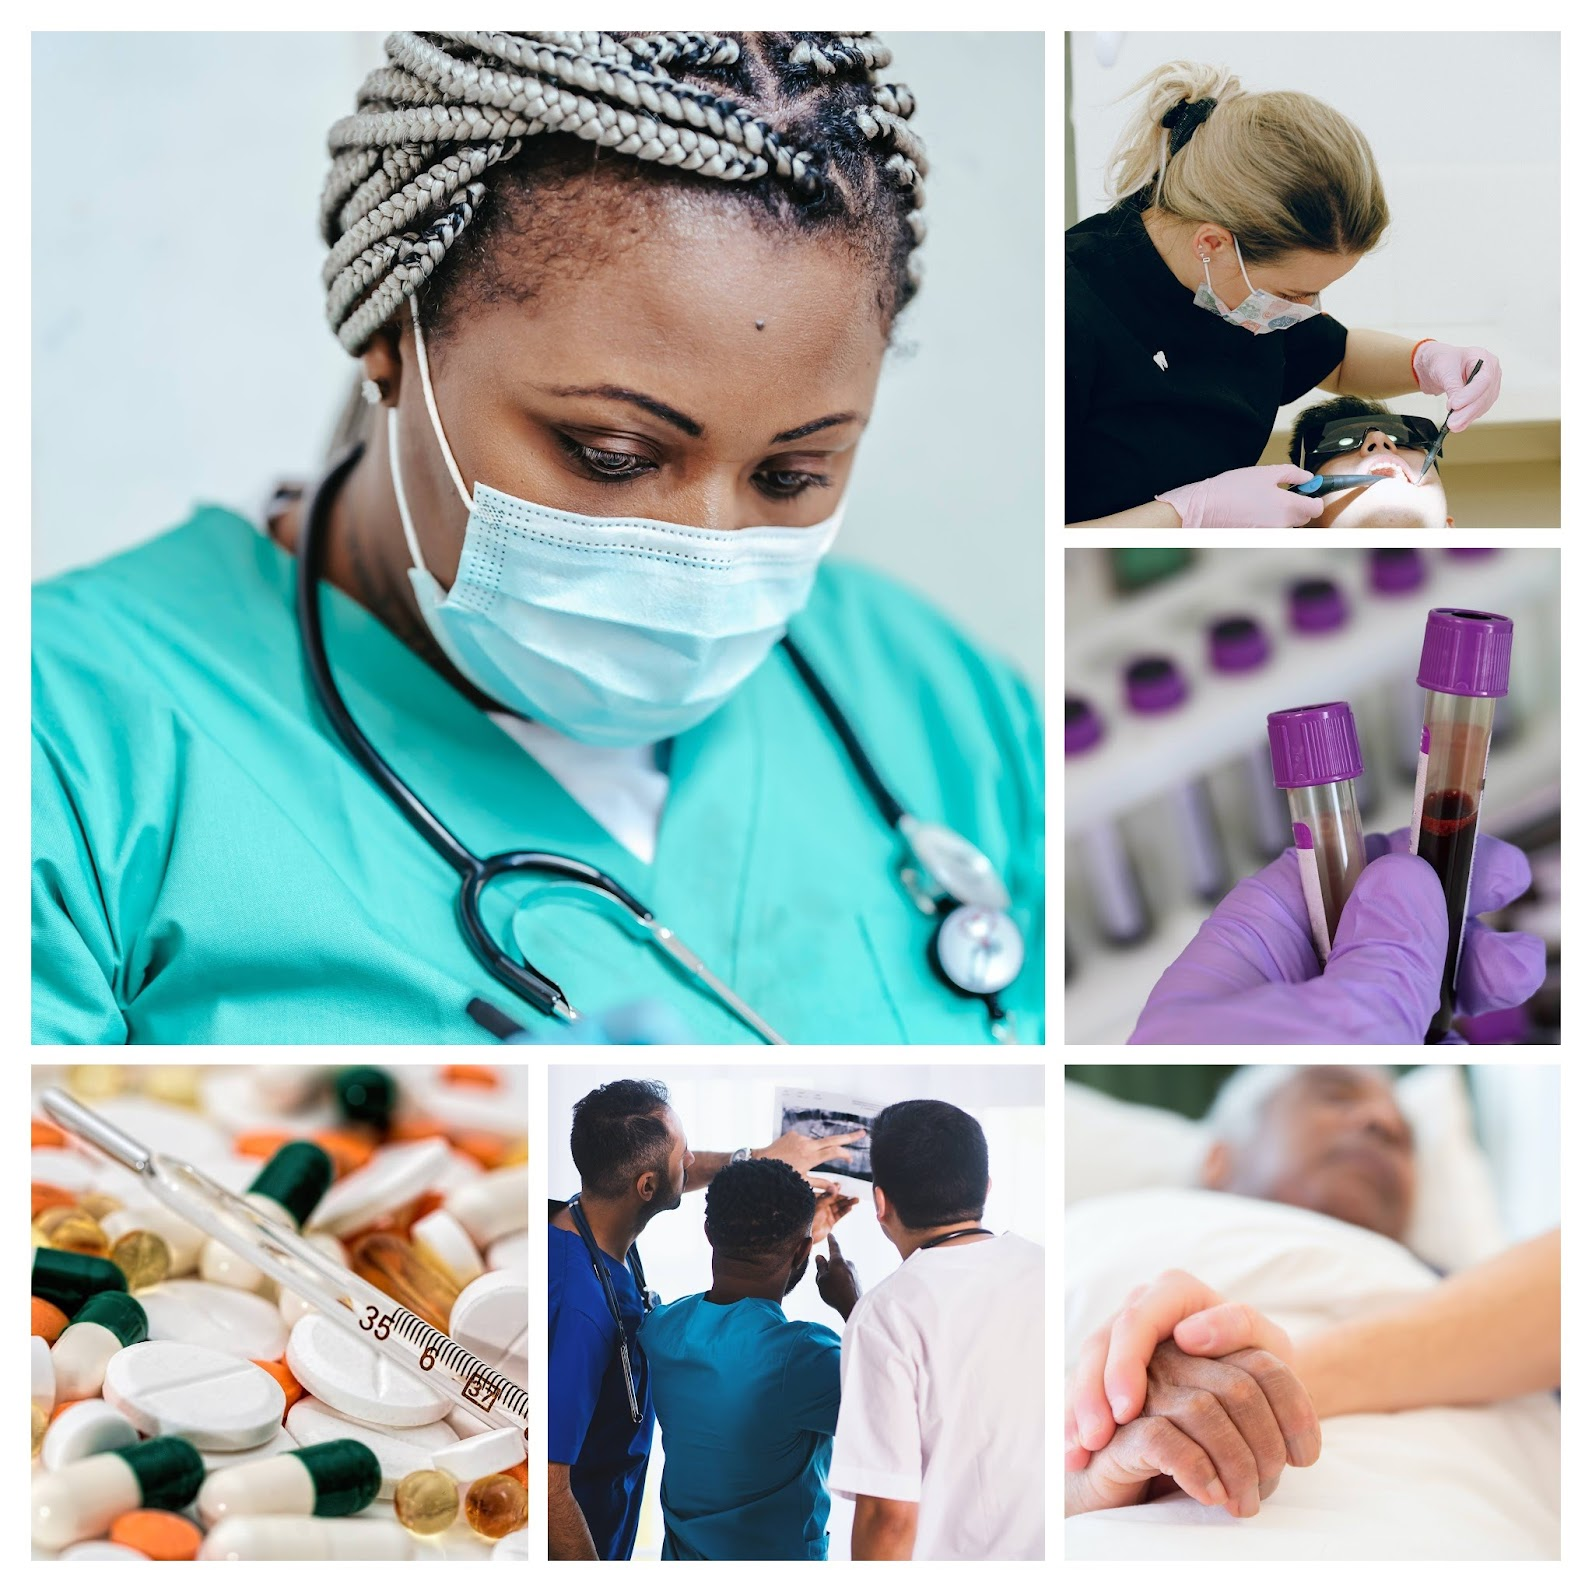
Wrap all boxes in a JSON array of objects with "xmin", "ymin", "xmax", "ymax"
[{"xmin": 1363, "ymin": 459, "xmax": 1413, "ymax": 483}]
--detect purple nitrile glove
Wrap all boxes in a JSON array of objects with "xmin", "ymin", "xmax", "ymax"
[
  {"xmin": 1156, "ymin": 464, "xmax": 1326, "ymax": 529},
  {"xmin": 1412, "ymin": 340, "xmax": 1502, "ymax": 432},
  {"xmin": 1129, "ymin": 828, "xmax": 1544, "ymax": 1044}
]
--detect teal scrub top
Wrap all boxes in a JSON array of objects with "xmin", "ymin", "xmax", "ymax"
[
  {"xmin": 639, "ymin": 1293, "xmax": 840, "ymax": 1561},
  {"xmin": 32, "ymin": 509, "xmax": 1044, "ymax": 1045}
]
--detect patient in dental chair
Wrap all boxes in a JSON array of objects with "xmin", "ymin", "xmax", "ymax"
[{"xmin": 1290, "ymin": 396, "xmax": 1456, "ymax": 529}]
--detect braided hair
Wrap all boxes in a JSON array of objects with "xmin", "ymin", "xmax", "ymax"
[
  {"xmin": 704, "ymin": 1157, "xmax": 816, "ymax": 1264},
  {"xmin": 321, "ymin": 31, "xmax": 927, "ymax": 356}
]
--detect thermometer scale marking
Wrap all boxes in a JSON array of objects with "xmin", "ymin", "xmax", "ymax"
[{"xmin": 357, "ymin": 1302, "xmax": 528, "ymax": 1423}]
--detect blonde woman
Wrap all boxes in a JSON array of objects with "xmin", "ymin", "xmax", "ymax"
[
  {"xmin": 1066, "ymin": 61, "xmax": 1501, "ymax": 528},
  {"xmin": 32, "ymin": 32, "xmax": 1042, "ymax": 1047}
]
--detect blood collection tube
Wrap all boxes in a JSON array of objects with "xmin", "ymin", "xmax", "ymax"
[
  {"xmin": 1123, "ymin": 657, "xmax": 1229, "ymax": 905},
  {"xmin": 1287, "ymin": 576, "xmax": 1381, "ymax": 818},
  {"xmin": 1367, "ymin": 550, "xmax": 1431, "ymax": 782},
  {"xmin": 1064, "ymin": 696, "xmax": 1152, "ymax": 946},
  {"xmin": 1206, "ymin": 615, "xmax": 1292, "ymax": 860},
  {"xmin": 1410, "ymin": 607, "xmax": 1513, "ymax": 1043},
  {"xmin": 1267, "ymin": 702, "xmax": 1367, "ymax": 964}
]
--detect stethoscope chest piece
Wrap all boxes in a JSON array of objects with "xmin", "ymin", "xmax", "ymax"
[
  {"xmin": 934, "ymin": 903, "xmax": 1025, "ymax": 997},
  {"xmin": 900, "ymin": 815, "xmax": 1012, "ymax": 911}
]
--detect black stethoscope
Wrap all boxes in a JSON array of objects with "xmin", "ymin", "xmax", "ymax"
[
  {"xmin": 295, "ymin": 442, "xmax": 1025, "ymax": 1043},
  {"xmin": 565, "ymin": 1196, "xmax": 655, "ymax": 1426}
]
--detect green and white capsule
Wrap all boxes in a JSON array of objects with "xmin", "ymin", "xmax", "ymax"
[
  {"xmin": 200, "ymin": 1141, "xmax": 334, "ymax": 1291},
  {"xmin": 196, "ymin": 1438, "xmax": 382, "ymax": 1526},
  {"xmin": 32, "ymin": 1435, "xmax": 204, "ymax": 1549},
  {"xmin": 32, "ymin": 1247, "xmax": 127, "ymax": 1317},
  {"xmin": 52, "ymin": 1292, "xmax": 148, "ymax": 1401}
]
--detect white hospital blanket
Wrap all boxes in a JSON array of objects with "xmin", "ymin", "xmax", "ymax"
[{"xmin": 1066, "ymin": 1189, "xmax": 1560, "ymax": 1560}]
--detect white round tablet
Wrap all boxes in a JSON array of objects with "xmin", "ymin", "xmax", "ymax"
[
  {"xmin": 431, "ymin": 1426, "xmax": 526, "ymax": 1484},
  {"xmin": 286, "ymin": 1397, "xmax": 456, "ymax": 1498},
  {"xmin": 140, "ymin": 1278, "xmax": 288, "ymax": 1360},
  {"xmin": 486, "ymin": 1230, "xmax": 528, "ymax": 1279},
  {"xmin": 58, "ymin": 1542, "xmax": 150, "ymax": 1561},
  {"xmin": 305, "ymin": 1139, "xmax": 452, "ymax": 1237},
  {"xmin": 90, "ymin": 1096, "xmax": 231, "ymax": 1164},
  {"xmin": 449, "ymin": 1273, "xmax": 528, "ymax": 1389},
  {"xmin": 40, "ymin": 1399, "xmax": 140, "ymax": 1471},
  {"xmin": 197, "ymin": 1424, "xmax": 300, "ymax": 1472},
  {"xmin": 103, "ymin": 1341, "xmax": 286, "ymax": 1451},
  {"xmin": 32, "ymin": 1334, "xmax": 55, "ymax": 1412},
  {"xmin": 285, "ymin": 1312, "xmax": 451, "ymax": 1428},
  {"xmin": 492, "ymin": 1529, "xmax": 530, "ymax": 1560}
]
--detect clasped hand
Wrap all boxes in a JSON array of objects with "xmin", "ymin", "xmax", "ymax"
[{"xmin": 1064, "ymin": 1271, "xmax": 1321, "ymax": 1520}]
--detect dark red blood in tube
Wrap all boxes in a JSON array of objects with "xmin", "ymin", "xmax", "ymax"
[{"xmin": 1417, "ymin": 788, "xmax": 1478, "ymax": 1040}]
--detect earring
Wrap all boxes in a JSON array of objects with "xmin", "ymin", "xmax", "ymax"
[
  {"xmin": 361, "ymin": 378, "xmax": 383, "ymax": 407},
  {"xmin": 1199, "ymin": 253, "xmax": 1211, "ymax": 265}
]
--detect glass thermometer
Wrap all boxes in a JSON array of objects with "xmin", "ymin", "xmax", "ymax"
[{"xmin": 40, "ymin": 1087, "xmax": 529, "ymax": 1436}]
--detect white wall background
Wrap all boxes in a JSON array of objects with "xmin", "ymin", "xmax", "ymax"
[
  {"xmin": 1068, "ymin": 32, "xmax": 1560, "ymax": 429},
  {"xmin": 31, "ymin": 32, "xmax": 1043, "ymax": 688},
  {"xmin": 547, "ymin": 1062, "xmax": 1046, "ymax": 1561}
]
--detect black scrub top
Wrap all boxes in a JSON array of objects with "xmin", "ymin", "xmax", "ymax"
[{"xmin": 1066, "ymin": 199, "xmax": 1349, "ymax": 523}]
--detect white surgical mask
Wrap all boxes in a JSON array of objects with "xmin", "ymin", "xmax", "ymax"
[
  {"xmin": 388, "ymin": 299, "xmax": 844, "ymax": 747},
  {"xmin": 1193, "ymin": 236, "xmax": 1321, "ymax": 336}
]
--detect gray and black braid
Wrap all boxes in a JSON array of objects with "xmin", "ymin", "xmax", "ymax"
[{"xmin": 322, "ymin": 30, "xmax": 927, "ymax": 354}]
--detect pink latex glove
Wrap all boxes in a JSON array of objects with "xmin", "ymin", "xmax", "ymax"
[
  {"xmin": 1412, "ymin": 340, "xmax": 1501, "ymax": 431},
  {"xmin": 1156, "ymin": 464, "xmax": 1326, "ymax": 529}
]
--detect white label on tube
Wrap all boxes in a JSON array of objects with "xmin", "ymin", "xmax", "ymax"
[
  {"xmin": 1409, "ymin": 723, "xmax": 1430, "ymax": 850},
  {"xmin": 1293, "ymin": 821, "xmax": 1333, "ymax": 964}
]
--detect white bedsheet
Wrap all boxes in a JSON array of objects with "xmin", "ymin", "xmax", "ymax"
[{"xmin": 1066, "ymin": 1189, "xmax": 1560, "ymax": 1560}]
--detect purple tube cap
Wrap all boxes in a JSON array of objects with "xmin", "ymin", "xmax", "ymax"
[
  {"xmin": 1368, "ymin": 547, "xmax": 1425, "ymax": 594},
  {"xmin": 1065, "ymin": 695, "xmax": 1104, "ymax": 757},
  {"xmin": 1267, "ymin": 700, "xmax": 1364, "ymax": 788},
  {"xmin": 1289, "ymin": 576, "xmax": 1349, "ymax": 634},
  {"xmin": 1123, "ymin": 655, "xmax": 1188, "ymax": 714},
  {"xmin": 1208, "ymin": 615, "xmax": 1271, "ymax": 673},
  {"xmin": 1416, "ymin": 607, "xmax": 1513, "ymax": 697}
]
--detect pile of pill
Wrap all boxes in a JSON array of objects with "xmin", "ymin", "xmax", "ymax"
[{"xmin": 31, "ymin": 1063, "xmax": 529, "ymax": 1561}]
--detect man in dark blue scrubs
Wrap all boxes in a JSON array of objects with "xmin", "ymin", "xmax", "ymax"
[{"xmin": 549, "ymin": 1079, "xmax": 863, "ymax": 1559}]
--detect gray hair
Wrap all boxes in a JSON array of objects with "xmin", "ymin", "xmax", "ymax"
[
  {"xmin": 1204, "ymin": 1064, "xmax": 1398, "ymax": 1147},
  {"xmin": 320, "ymin": 31, "xmax": 928, "ymax": 355}
]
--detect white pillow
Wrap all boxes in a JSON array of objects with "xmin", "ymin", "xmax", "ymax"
[{"xmin": 1064, "ymin": 1067, "xmax": 1505, "ymax": 1273}]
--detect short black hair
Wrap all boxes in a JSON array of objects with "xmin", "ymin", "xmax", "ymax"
[
  {"xmin": 704, "ymin": 1158, "xmax": 816, "ymax": 1264},
  {"xmin": 570, "ymin": 1079, "xmax": 674, "ymax": 1199},
  {"xmin": 1289, "ymin": 394, "xmax": 1440, "ymax": 475},
  {"xmin": 870, "ymin": 1099, "xmax": 988, "ymax": 1230}
]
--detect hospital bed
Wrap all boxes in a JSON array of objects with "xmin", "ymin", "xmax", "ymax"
[{"xmin": 1064, "ymin": 1066, "xmax": 1561, "ymax": 1559}]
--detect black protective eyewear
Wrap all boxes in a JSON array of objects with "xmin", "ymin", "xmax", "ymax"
[{"xmin": 1293, "ymin": 413, "xmax": 1443, "ymax": 472}]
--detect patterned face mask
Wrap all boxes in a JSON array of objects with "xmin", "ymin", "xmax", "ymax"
[{"xmin": 1193, "ymin": 235, "xmax": 1322, "ymax": 336}]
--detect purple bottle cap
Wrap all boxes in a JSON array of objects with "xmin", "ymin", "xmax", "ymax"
[
  {"xmin": 1123, "ymin": 655, "xmax": 1188, "ymax": 714},
  {"xmin": 1267, "ymin": 701, "xmax": 1364, "ymax": 788},
  {"xmin": 1416, "ymin": 607, "xmax": 1513, "ymax": 698},
  {"xmin": 1065, "ymin": 695, "xmax": 1104, "ymax": 757},
  {"xmin": 1288, "ymin": 576, "xmax": 1348, "ymax": 634},
  {"xmin": 1368, "ymin": 547, "xmax": 1425, "ymax": 594},
  {"xmin": 1207, "ymin": 615, "xmax": 1271, "ymax": 673}
]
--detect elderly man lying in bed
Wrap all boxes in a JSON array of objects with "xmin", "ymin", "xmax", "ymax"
[{"xmin": 1064, "ymin": 1066, "xmax": 1559, "ymax": 1552}]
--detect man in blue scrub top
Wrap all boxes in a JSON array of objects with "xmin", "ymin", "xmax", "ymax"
[
  {"xmin": 640, "ymin": 1159, "xmax": 861, "ymax": 1560},
  {"xmin": 549, "ymin": 1079, "xmax": 863, "ymax": 1559}
]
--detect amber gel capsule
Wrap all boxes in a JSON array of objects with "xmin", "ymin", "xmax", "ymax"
[
  {"xmin": 1267, "ymin": 702, "xmax": 1367, "ymax": 964},
  {"xmin": 348, "ymin": 1233, "xmax": 460, "ymax": 1334}
]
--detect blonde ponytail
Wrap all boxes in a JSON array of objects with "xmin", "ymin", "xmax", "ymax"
[{"xmin": 1106, "ymin": 59, "xmax": 1388, "ymax": 263}]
